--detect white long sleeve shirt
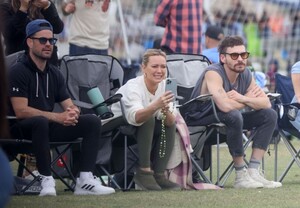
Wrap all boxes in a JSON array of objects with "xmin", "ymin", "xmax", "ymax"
[{"xmin": 111, "ymin": 76, "xmax": 176, "ymax": 126}]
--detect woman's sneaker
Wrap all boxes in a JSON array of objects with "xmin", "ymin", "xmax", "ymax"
[
  {"xmin": 74, "ymin": 172, "xmax": 115, "ymax": 195},
  {"xmin": 39, "ymin": 175, "xmax": 56, "ymax": 196}
]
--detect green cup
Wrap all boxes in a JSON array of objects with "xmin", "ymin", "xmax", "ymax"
[{"xmin": 87, "ymin": 87, "xmax": 109, "ymax": 117}]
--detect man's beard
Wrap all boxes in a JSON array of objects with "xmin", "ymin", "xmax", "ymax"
[
  {"xmin": 231, "ymin": 62, "xmax": 246, "ymax": 73},
  {"xmin": 33, "ymin": 49, "xmax": 53, "ymax": 60}
]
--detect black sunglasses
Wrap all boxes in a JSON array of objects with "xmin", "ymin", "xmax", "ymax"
[
  {"xmin": 223, "ymin": 52, "xmax": 250, "ymax": 60},
  {"xmin": 30, "ymin": 37, "xmax": 57, "ymax": 45}
]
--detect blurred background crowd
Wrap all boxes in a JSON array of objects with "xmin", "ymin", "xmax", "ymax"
[{"xmin": 2, "ymin": 0, "xmax": 300, "ymax": 88}]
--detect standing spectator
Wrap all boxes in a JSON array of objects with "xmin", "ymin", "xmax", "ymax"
[
  {"xmin": 202, "ymin": 25, "xmax": 224, "ymax": 63},
  {"xmin": 186, "ymin": 36, "xmax": 282, "ymax": 189},
  {"xmin": 258, "ymin": 10, "xmax": 271, "ymax": 57},
  {"xmin": 7, "ymin": 19, "xmax": 115, "ymax": 196},
  {"xmin": 154, "ymin": 0, "xmax": 202, "ymax": 54},
  {"xmin": 266, "ymin": 59, "xmax": 279, "ymax": 92},
  {"xmin": 0, "ymin": 34, "xmax": 13, "ymax": 208},
  {"xmin": 244, "ymin": 13, "xmax": 262, "ymax": 58},
  {"xmin": 111, "ymin": 49, "xmax": 181, "ymax": 191},
  {"xmin": 62, "ymin": 0, "xmax": 111, "ymax": 55},
  {"xmin": 0, "ymin": 0, "xmax": 64, "ymax": 66}
]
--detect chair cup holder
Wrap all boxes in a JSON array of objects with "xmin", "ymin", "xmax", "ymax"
[{"xmin": 87, "ymin": 87, "xmax": 111, "ymax": 117}]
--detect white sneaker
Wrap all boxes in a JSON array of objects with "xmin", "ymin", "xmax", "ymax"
[
  {"xmin": 234, "ymin": 167, "xmax": 264, "ymax": 189},
  {"xmin": 74, "ymin": 172, "xmax": 115, "ymax": 195},
  {"xmin": 39, "ymin": 175, "xmax": 56, "ymax": 196},
  {"xmin": 248, "ymin": 168, "xmax": 282, "ymax": 188}
]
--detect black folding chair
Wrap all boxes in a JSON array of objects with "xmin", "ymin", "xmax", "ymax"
[
  {"xmin": 2, "ymin": 51, "xmax": 82, "ymax": 195},
  {"xmin": 60, "ymin": 54, "xmax": 138, "ymax": 190},
  {"xmin": 274, "ymin": 73, "xmax": 300, "ymax": 182}
]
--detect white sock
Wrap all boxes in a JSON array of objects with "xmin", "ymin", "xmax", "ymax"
[
  {"xmin": 40, "ymin": 174, "xmax": 53, "ymax": 179},
  {"xmin": 79, "ymin": 172, "xmax": 92, "ymax": 180}
]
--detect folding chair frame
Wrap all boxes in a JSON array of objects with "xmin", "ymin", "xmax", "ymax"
[
  {"xmin": 273, "ymin": 73, "xmax": 300, "ymax": 182},
  {"xmin": 276, "ymin": 129, "xmax": 300, "ymax": 182},
  {"xmin": 1, "ymin": 138, "xmax": 81, "ymax": 195}
]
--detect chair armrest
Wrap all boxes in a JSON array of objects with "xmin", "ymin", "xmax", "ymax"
[
  {"xmin": 178, "ymin": 94, "xmax": 221, "ymax": 123},
  {"xmin": 180, "ymin": 94, "xmax": 212, "ymax": 107},
  {"xmin": 92, "ymin": 93, "xmax": 122, "ymax": 109},
  {"xmin": 267, "ymin": 92, "xmax": 281, "ymax": 101},
  {"xmin": 0, "ymin": 138, "xmax": 32, "ymax": 144},
  {"xmin": 73, "ymin": 93, "xmax": 123, "ymax": 120},
  {"xmin": 73, "ymin": 93, "xmax": 123, "ymax": 110}
]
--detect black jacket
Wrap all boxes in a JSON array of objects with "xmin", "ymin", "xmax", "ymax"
[{"xmin": 8, "ymin": 53, "xmax": 69, "ymax": 116}]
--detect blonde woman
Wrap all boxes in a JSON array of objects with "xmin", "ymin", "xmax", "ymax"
[{"xmin": 112, "ymin": 49, "xmax": 181, "ymax": 191}]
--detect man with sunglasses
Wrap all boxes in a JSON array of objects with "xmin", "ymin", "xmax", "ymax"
[
  {"xmin": 7, "ymin": 19, "xmax": 115, "ymax": 196},
  {"xmin": 186, "ymin": 36, "xmax": 282, "ymax": 189}
]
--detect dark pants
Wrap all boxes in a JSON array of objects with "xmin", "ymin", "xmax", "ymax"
[
  {"xmin": 194, "ymin": 108, "xmax": 277, "ymax": 157},
  {"xmin": 11, "ymin": 114, "xmax": 102, "ymax": 176},
  {"xmin": 69, "ymin": 43, "xmax": 108, "ymax": 56}
]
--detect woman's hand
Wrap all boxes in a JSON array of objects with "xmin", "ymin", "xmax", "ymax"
[
  {"xmin": 157, "ymin": 91, "xmax": 174, "ymax": 110},
  {"xmin": 32, "ymin": 0, "xmax": 50, "ymax": 9},
  {"xmin": 19, "ymin": 0, "xmax": 31, "ymax": 12}
]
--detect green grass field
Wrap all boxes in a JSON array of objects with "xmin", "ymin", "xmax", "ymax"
[{"xmin": 6, "ymin": 139, "xmax": 300, "ymax": 208}]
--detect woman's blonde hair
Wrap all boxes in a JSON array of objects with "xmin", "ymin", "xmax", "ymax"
[{"xmin": 142, "ymin": 49, "xmax": 166, "ymax": 67}]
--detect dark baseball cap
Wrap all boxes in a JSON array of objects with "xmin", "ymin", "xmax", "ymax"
[
  {"xmin": 26, "ymin": 19, "xmax": 53, "ymax": 38},
  {"xmin": 205, "ymin": 25, "xmax": 224, "ymax": 41}
]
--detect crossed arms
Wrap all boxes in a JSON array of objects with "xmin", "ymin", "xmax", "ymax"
[{"xmin": 205, "ymin": 71, "xmax": 271, "ymax": 113}]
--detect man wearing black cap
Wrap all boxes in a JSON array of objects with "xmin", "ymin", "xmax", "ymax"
[
  {"xmin": 7, "ymin": 19, "xmax": 115, "ymax": 196},
  {"xmin": 202, "ymin": 25, "xmax": 224, "ymax": 63}
]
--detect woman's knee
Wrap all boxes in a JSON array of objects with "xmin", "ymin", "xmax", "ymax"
[{"xmin": 136, "ymin": 117, "xmax": 156, "ymax": 140}]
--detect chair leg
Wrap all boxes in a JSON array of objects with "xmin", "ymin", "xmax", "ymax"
[
  {"xmin": 274, "ymin": 135, "xmax": 279, "ymax": 181},
  {"xmin": 50, "ymin": 145, "xmax": 77, "ymax": 192},
  {"xmin": 98, "ymin": 166, "xmax": 122, "ymax": 189},
  {"xmin": 17, "ymin": 155, "xmax": 26, "ymax": 177},
  {"xmin": 191, "ymin": 156, "xmax": 212, "ymax": 183},
  {"xmin": 278, "ymin": 130, "xmax": 300, "ymax": 182},
  {"xmin": 14, "ymin": 155, "xmax": 41, "ymax": 195},
  {"xmin": 122, "ymin": 135, "xmax": 138, "ymax": 191},
  {"xmin": 216, "ymin": 128, "xmax": 220, "ymax": 186}
]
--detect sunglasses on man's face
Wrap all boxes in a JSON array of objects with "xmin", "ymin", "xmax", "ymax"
[
  {"xmin": 223, "ymin": 52, "xmax": 250, "ymax": 60},
  {"xmin": 29, "ymin": 37, "xmax": 57, "ymax": 45}
]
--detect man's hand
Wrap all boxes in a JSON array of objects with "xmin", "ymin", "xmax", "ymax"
[
  {"xmin": 63, "ymin": 2, "xmax": 76, "ymax": 14},
  {"xmin": 62, "ymin": 108, "xmax": 79, "ymax": 126},
  {"xmin": 227, "ymin": 90, "xmax": 245, "ymax": 103}
]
